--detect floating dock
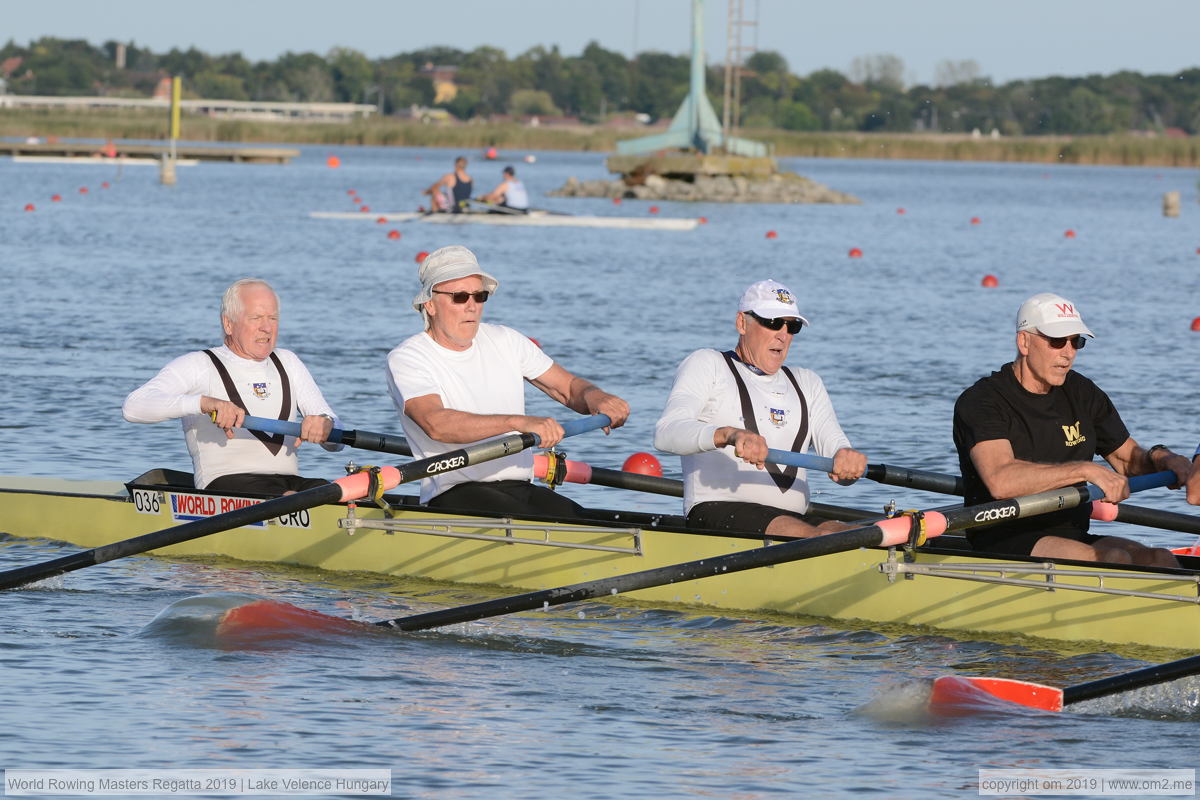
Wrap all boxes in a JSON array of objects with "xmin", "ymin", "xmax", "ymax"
[{"xmin": 1, "ymin": 142, "xmax": 299, "ymax": 164}]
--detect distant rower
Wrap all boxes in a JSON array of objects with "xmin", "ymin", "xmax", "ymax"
[
  {"xmin": 480, "ymin": 166, "xmax": 529, "ymax": 212},
  {"xmin": 423, "ymin": 156, "xmax": 473, "ymax": 213}
]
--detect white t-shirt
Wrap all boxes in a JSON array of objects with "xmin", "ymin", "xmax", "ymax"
[
  {"xmin": 504, "ymin": 179, "xmax": 529, "ymax": 209},
  {"xmin": 122, "ymin": 345, "xmax": 342, "ymax": 489},
  {"xmin": 654, "ymin": 348, "xmax": 852, "ymax": 515},
  {"xmin": 386, "ymin": 322, "xmax": 554, "ymax": 502}
]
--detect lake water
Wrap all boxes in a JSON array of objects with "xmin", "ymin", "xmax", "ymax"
[{"xmin": 1, "ymin": 144, "xmax": 1200, "ymax": 798}]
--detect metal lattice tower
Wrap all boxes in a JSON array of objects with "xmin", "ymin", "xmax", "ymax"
[{"xmin": 721, "ymin": 0, "xmax": 757, "ymax": 150}]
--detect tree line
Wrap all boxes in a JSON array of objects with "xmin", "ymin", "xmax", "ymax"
[{"xmin": 2, "ymin": 37, "xmax": 1198, "ymax": 135}]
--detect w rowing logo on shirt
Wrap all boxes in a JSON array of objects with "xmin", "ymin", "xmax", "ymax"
[
  {"xmin": 768, "ymin": 407, "xmax": 787, "ymax": 427},
  {"xmin": 1062, "ymin": 421, "xmax": 1087, "ymax": 447},
  {"xmin": 252, "ymin": 382, "xmax": 270, "ymax": 399}
]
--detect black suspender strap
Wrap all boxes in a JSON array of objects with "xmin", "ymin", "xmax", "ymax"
[
  {"xmin": 202, "ymin": 349, "xmax": 292, "ymax": 456},
  {"xmin": 721, "ymin": 351, "xmax": 809, "ymax": 493}
]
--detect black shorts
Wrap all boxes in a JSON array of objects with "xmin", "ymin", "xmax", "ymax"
[
  {"xmin": 965, "ymin": 527, "xmax": 1104, "ymax": 557},
  {"xmin": 204, "ymin": 473, "xmax": 329, "ymax": 497},
  {"xmin": 687, "ymin": 500, "xmax": 820, "ymax": 536},
  {"xmin": 428, "ymin": 480, "xmax": 584, "ymax": 518}
]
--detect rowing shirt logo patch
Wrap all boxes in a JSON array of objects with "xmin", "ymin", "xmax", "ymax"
[
  {"xmin": 774, "ymin": 288, "xmax": 795, "ymax": 306},
  {"xmin": 1062, "ymin": 421, "xmax": 1086, "ymax": 447},
  {"xmin": 251, "ymin": 382, "xmax": 270, "ymax": 399},
  {"xmin": 768, "ymin": 407, "xmax": 787, "ymax": 427}
]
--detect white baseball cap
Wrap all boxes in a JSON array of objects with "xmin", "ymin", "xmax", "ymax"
[
  {"xmin": 738, "ymin": 279, "xmax": 809, "ymax": 326},
  {"xmin": 412, "ymin": 245, "xmax": 500, "ymax": 312},
  {"xmin": 1015, "ymin": 292, "xmax": 1094, "ymax": 338}
]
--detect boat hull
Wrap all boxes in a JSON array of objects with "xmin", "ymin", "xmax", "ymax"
[
  {"xmin": 2, "ymin": 474, "xmax": 1198, "ymax": 652},
  {"xmin": 308, "ymin": 211, "xmax": 699, "ymax": 231}
]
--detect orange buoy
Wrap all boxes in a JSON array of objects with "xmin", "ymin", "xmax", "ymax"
[
  {"xmin": 1195, "ymin": 247, "xmax": 1199, "ymax": 255},
  {"xmin": 970, "ymin": 216, "xmax": 981, "ymax": 225},
  {"xmin": 1064, "ymin": 229, "xmax": 1076, "ymax": 238},
  {"xmin": 612, "ymin": 197, "xmax": 622, "ymax": 205},
  {"xmin": 387, "ymin": 229, "xmax": 401, "ymax": 240},
  {"xmin": 485, "ymin": 146, "xmax": 498, "ymax": 160},
  {"xmin": 359, "ymin": 205, "xmax": 370, "ymax": 212},
  {"xmin": 79, "ymin": 186, "xmax": 88, "ymax": 194},
  {"xmin": 1192, "ymin": 317, "xmax": 1200, "ymax": 332},
  {"xmin": 326, "ymin": 155, "xmax": 341, "ymax": 168},
  {"xmin": 896, "ymin": 207, "xmax": 906, "ymax": 214},
  {"xmin": 848, "ymin": 247, "xmax": 863, "ymax": 258},
  {"xmin": 415, "ymin": 251, "xmax": 430, "ymax": 263},
  {"xmin": 51, "ymin": 194, "xmax": 62, "ymax": 202},
  {"xmin": 100, "ymin": 181, "xmax": 110, "ymax": 189},
  {"xmin": 765, "ymin": 230, "xmax": 778, "ymax": 239},
  {"xmin": 376, "ymin": 216, "xmax": 387, "ymax": 224},
  {"xmin": 346, "ymin": 189, "xmax": 356, "ymax": 195},
  {"xmin": 23, "ymin": 203, "xmax": 34, "ymax": 212},
  {"xmin": 981, "ymin": 274, "xmax": 999, "ymax": 288},
  {"xmin": 698, "ymin": 217, "xmax": 707, "ymax": 224},
  {"xmin": 623, "ymin": 452, "xmax": 663, "ymax": 477},
  {"xmin": 648, "ymin": 205, "xmax": 660, "ymax": 214}
]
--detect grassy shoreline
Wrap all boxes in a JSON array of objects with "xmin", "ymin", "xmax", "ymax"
[{"xmin": 2, "ymin": 109, "xmax": 1198, "ymax": 167}]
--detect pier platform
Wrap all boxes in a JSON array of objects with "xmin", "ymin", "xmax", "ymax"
[{"xmin": 1, "ymin": 141, "xmax": 299, "ymax": 164}]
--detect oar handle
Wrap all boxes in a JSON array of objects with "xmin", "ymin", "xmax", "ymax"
[
  {"xmin": 762, "ymin": 449, "xmax": 964, "ymax": 494},
  {"xmin": 1087, "ymin": 470, "xmax": 1174, "ymax": 501},
  {"xmin": 551, "ymin": 414, "xmax": 611, "ymax": 444},
  {"xmin": 240, "ymin": 415, "xmax": 412, "ymax": 457}
]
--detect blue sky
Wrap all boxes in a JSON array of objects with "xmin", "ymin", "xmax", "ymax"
[{"xmin": 4, "ymin": 0, "xmax": 1197, "ymax": 86}]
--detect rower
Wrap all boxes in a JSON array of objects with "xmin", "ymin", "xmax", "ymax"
[
  {"xmin": 479, "ymin": 166, "xmax": 529, "ymax": 213},
  {"xmin": 654, "ymin": 279, "xmax": 867, "ymax": 538},
  {"xmin": 954, "ymin": 292, "xmax": 1189, "ymax": 566},
  {"xmin": 122, "ymin": 278, "xmax": 343, "ymax": 495},
  {"xmin": 386, "ymin": 245, "xmax": 629, "ymax": 516},
  {"xmin": 423, "ymin": 156, "xmax": 472, "ymax": 214}
]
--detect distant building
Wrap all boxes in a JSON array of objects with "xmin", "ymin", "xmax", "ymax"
[{"xmin": 420, "ymin": 63, "xmax": 458, "ymax": 105}]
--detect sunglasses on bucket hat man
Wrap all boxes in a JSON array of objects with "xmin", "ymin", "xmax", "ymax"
[{"xmin": 432, "ymin": 289, "xmax": 490, "ymax": 304}]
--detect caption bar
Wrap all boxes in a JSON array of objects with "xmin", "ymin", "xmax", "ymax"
[
  {"xmin": 4, "ymin": 769, "xmax": 391, "ymax": 796},
  {"xmin": 980, "ymin": 769, "xmax": 1196, "ymax": 796}
]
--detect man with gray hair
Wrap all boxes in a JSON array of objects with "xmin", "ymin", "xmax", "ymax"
[
  {"xmin": 954, "ymin": 292, "xmax": 1189, "ymax": 565},
  {"xmin": 386, "ymin": 245, "xmax": 629, "ymax": 515},
  {"xmin": 123, "ymin": 278, "xmax": 342, "ymax": 494}
]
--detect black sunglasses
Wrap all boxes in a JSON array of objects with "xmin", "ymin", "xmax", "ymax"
[
  {"xmin": 433, "ymin": 290, "xmax": 490, "ymax": 304},
  {"xmin": 746, "ymin": 311, "xmax": 803, "ymax": 335},
  {"xmin": 1035, "ymin": 331, "xmax": 1086, "ymax": 350}
]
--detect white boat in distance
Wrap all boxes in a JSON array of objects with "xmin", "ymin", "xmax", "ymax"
[
  {"xmin": 13, "ymin": 155, "xmax": 200, "ymax": 167},
  {"xmin": 309, "ymin": 209, "xmax": 700, "ymax": 231}
]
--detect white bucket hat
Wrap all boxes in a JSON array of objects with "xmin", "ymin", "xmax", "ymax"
[
  {"xmin": 1016, "ymin": 292, "xmax": 1094, "ymax": 338},
  {"xmin": 738, "ymin": 279, "xmax": 809, "ymax": 326},
  {"xmin": 411, "ymin": 245, "xmax": 500, "ymax": 312}
]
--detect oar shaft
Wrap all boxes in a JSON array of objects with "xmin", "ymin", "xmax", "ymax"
[
  {"xmin": 1064, "ymin": 654, "xmax": 1200, "ymax": 706},
  {"xmin": 241, "ymin": 415, "xmax": 412, "ymax": 457},
  {"xmin": 378, "ymin": 476, "xmax": 1154, "ymax": 632},
  {"xmin": 763, "ymin": 448, "xmax": 965, "ymax": 495}
]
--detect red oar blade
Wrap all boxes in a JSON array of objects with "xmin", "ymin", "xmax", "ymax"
[
  {"xmin": 931, "ymin": 675, "xmax": 1064, "ymax": 712},
  {"xmin": 217, "ymin": 599, "xmax": 367, "ymax": 640}
]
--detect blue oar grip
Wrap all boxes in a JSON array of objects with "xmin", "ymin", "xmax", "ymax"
[
  {"xmin": 544, "ymin": 414, "xmax": 612, "ymax": 446},
  {"xmin": 1086, "ymin": 470, "xmax": 1174, "ymax": 500},
  {"xmin": 763, "ymin": 448, "xmax": 834, "ymax": 473},
  {"xmin": 240, "ymin": 415, "xmax": 346, "ymax": 445}
]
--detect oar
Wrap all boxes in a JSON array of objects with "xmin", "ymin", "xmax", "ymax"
[
  {"xmin": 369, "ymin": 470, "xmax": 1175, "ymax": 632},
  {"xmin": 763, "ymin": 448, "xmax": 1198, "ymax": 535},
  {"xmin": 931, "ymin": 653, "xmax": 1200, "ymax": 713},
  {"xmin": 240, "ymin": 415, "xmax": 412, "ymax": 456},
  {"xmin": 0, "ymin": 415, "xmax": 611, "ymax": 591}
]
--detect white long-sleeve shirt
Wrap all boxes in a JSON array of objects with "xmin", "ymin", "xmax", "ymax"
[
  {"xmin": 122, "ymin": 345, "xmax": 342, "ymax": 489},
  {"xmin": 654, "ymin": 348, "xmax": 852, "ymax": 514}
]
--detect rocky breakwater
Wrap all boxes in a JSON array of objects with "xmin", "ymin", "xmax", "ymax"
[{"xmin": 549, "ymin": 153, "xmax": 859, "ymax": 205}]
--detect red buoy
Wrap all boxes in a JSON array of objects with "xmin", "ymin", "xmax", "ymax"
[
  {"xmin": 970, "ymin": 217, "xmax": 981, "ymax": 225},
  {"xmin": 79, "ymin": 186, "xmax": 88, "ymax": 194},
  {"xmin": 100, "ymin": 181, "xmax": 110, "ymax": 189},
  {"xmin": 51, "ymin": 194, "xmax": 62, "ymax": 202},
  {"xmin": 376, "ymin": 216, "xmax": 387, "ymax": 224},
  {"xmin": 981, "ymin": 274, "xmax": 999, "ymax": 288},
  {"xmin": 1064, "ymin": 229, "xmax": 1076, "ymax": 239},
  {"xmin": 387, "ymin": 229, "xmax": 401, "ymax": 240},
  {"xmin": 485, "ymin": 146, "xmax": 498, "ymax": 160},
  {"xmin": 1191, "ymin": 317, "xmax": 1200, "ymax": 332},
  {"xmin": 698, "ymin": 217, "xmax": 707, "ymax": 224},
  {"xmin": 648, "ymin": 205, "xmax": 660, "ymax": 214},
  {"xmin": 415, "ymin": 251, "xmax": 430, "ymax": 263},
  {"xmin": 346, "ymin": 189, "xmax": 356, "ymax": 195},
  {"xmin": 623, "ymin": 452, "xmax": 663, "ymax": 477},
  {"xmin": 848, "ymin": 247, "xmax": 863, "ymax": 258},
  {"xmin": 896, "ymin": 207, "xmax": 906, "ymax": 214},
  {"xmin": 612, "ymin": 197, "xmax": 622, "ymax": 205},
  {"xmin": 23, "ymin": 203, "xmax": 34, "ymax": 212},
  {"xmin": 326, "ymin": 155, "xmax": 341, "ymax": 168},
  {"xmin": 765, "ymin": 230, "xmax": 778, "ymax": 239},
  {"xmin": 359, "ymin": 205, "xmax": 370, "ymax": 212}
]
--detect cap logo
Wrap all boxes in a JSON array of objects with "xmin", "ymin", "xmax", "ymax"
[
  {"xmin": 1054, "ymin": 302, "xmax": 1077, "ymax": 318},
  {"xmin": 773, "ymin": 288, "xmax": 795, "ymax": 306}
]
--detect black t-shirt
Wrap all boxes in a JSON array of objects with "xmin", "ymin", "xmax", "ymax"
[{"xmin": 952, "ymin": 362, "xmax": 1129, "ymax": 549}]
